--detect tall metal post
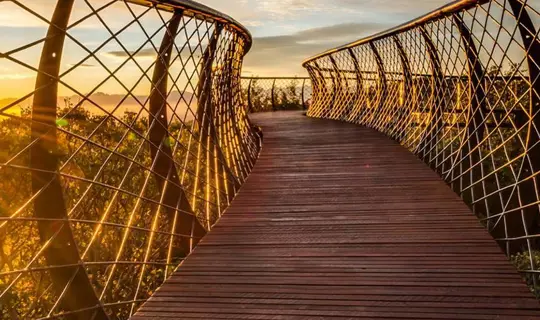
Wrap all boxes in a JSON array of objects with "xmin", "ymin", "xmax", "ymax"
[
  {"xmin": 301, "ymin": 78, "xmax": 307, "ymax": 110},
  {"xmin": 313, "ymin": 61, "xmax": 331, "ymax": 118},
  {"xmin": 329, "ymin": 55, "xmax": 342, "ymax": 119},
  {"xmin": 453, "ymin": 14, "xmax": 489, "ymax": 225},
  {"xmin": 392, "ymin": 35, "xmax": 413, "ymax": 142},
  {"xmin": 247, "ymin": 78, "xmax": 253, "ymax": 112},
  {"xmin": 196, "ymin": 23, "xmax": 240, "ymax": 207},
  {"xmin": 419, "ymin": 26, "xmax": 444, "ymax": 169},
  {"xmin": 149, "ymin": 11, "xmax": 207, "ymax": 255},
  {"xmin": 30, "ymin": 1, "xmax": 108, "ymax": 319},
  {"xmin": 502, "ymin": 0, "xmax": 540, "ymax": 254},
  {"xmin": 218, "ymin": 32, "xmax": 245, "ymax": 192},
  {"xmin": 271, "ymin": 78, "xmax": 277, "ymax": 111},
  {"xmin": 305, "ymin": 64, "xmax": 321, "ymax": 116},
  {"xmin": 368, "ymin": 42, "xmax": 388, "ymax": 129},
  {"xmin": 346, "ymin": 48, "xmax": 365, "ymax": 122}
]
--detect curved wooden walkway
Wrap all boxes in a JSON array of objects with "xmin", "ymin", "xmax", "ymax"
[{"xmin": 134, "ymin": 111, "xmax": 540, "ymax": 319}]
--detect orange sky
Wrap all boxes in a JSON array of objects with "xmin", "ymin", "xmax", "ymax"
[{"xmin": 0, "ymin": 0, "xmax": 454, "ymax": 104}]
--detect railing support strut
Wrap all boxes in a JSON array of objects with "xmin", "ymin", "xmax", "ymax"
[
  {"xmin": 453, "ymin": 13, "xmax": 489, "ymax": 232},
  {"xmin": 368, "ymin": 42, "xmax": 387, "ymax": 129},
  {"xmin": 346, "ymin": 48, "xmax": 365, "ymax": 122},
  {"xmin": 419, "ymin": 26, "xmax": 444, "ymax": 169},
  {"xmin": 271, "ymin": 78, "xmax": 277, "ymax": 111},
  {"xmin": 247, "ymin": 78, "xmax": 253, "ymax": 113},
  {"xmin": 301, "ymin": 78, "xmax": 307, "ymax": 110},
  {"xmin": 149, "ymin": 10, "xmax": 207, "ymax": 256},
  {"xmin": 30, "ymin": 0, "xmax": 108, "ymax": 319},
  {"xmin": 505, "ymin": 0, "xmax": 540, "ymax": 256},
  {"xmin": 392, "ymin": 35, "xmax": 413, "ymax": 142}
]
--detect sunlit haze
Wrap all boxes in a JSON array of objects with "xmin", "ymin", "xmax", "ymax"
[{"xmin": 0, "ymin": 0, "xmax": 449, "ymax": 101}]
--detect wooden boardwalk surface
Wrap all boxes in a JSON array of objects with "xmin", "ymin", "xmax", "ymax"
[{"xmin": 134, "ymin": 111, "xmax": 540, "ymax": 319}]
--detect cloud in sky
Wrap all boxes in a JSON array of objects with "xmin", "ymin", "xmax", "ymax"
[
  {"xmin": 103, "ymin": 45, "xmax": 209, "ymax": 62},
  {"xmin": 244, "ymin": 22, "xmax": 391, "ymax": 76},
  {"xmin": 256, "ymin": 0, "xmax": 325, "ymax": 17},
  {"xmin": 198, "ymin": 0, "xmax": 450, "ymax": 75},
  {"xmin": 68, "ymin": 63, "xmax": 96, "ymax": 68},
  {"xmin": 0, "ymin": 0, "xmax": 451, "ymax": 99},
  {"xmin": 0, "ymin": 73, "xmax": 35, "ymax": 80},
  {"xmin": 104, "ymin": 48, "xmax": 157, "ymax": 59},
  {"xmin": 104, "ymin": 20, "xmax": 395, "ymax": 76},
  {"xmin": 200, "ymin": 0, "xmax": 448, "ymax": 29}
]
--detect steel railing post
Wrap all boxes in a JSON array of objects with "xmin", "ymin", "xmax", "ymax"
[
  {"xmin": 247, "ymin": 78, "xmax": 254, "ymax": 112},
  {"xmin": 271, "ymin": 78, "xmax": 277, "ymax": 111},
  {"xmin": 30, "ymin": 1, "xmax": 109, "ymax": 318},
  {"xmin": 419, "ymin": 26, "xmax": 444, "ymax": 169},
  {"xmin": 346, "ymin": 48, "xmax": 365, "ymax": 122},
  {"xmin": 368, "ymin": 42, "xmax": 387, "ymax": 130},
  {"xmin": 453, "ymin": 14, "xmax": 489, "ymax": 224}
]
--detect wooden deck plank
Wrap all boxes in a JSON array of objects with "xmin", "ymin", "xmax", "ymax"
[{"xmin": 134, "ymin": 111, "xmax": 540, "ymax": 319}]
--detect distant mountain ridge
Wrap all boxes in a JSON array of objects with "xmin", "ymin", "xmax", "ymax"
[{"xmin": 0, "ymin": 91, "xmax": 195, "ymax": 119}]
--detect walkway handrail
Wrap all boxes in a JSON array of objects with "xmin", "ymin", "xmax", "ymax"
[
  {"xmin": 303, "ymin": 0, "xmax": 540, "ymax": 294},
  {"xmin": 302, "ymin": 0, "xmax": 487, "ymax": 65},
  {"xmin": 0, "ymin": 1, "xmax": 258, "ymax": 319},
  {"xmin": 136, "ymin": 0, "xmax": 252, "ymax": 52},
  {"xmin": 241, "ymin": 77, "xmax": 312, "ymax": 112}
]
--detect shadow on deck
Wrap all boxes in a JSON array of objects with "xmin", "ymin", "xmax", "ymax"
[{"xmin": 134, "ymin": 111, "xmax": 540, "ymax": 319}]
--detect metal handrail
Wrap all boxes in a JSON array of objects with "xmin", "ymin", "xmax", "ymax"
[
  {"xmin": 130, "ymin": 0, "xmax": 252, "ymax": 53},
  {"xmin": 302, "ymin": 0, "xmax": 488, "ymax": 65},
  {"xmin": 303, "ymin": 0, "xmax": 540, "ymax": 295},
  {"xmin": 0, "ymin": 1, "xmax": 258, "ymax": 319}
]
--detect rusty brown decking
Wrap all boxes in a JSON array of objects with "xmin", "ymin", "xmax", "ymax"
[{"xmin": 134, "ymin": 111, "xmax": 540, "ymax": 319}]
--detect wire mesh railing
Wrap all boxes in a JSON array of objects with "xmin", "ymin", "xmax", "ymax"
[
  {"xmin": 0, "ymin": 0, "xmax": 259, "ymax": 318},
  {"xmin": 303, "ymin": 0, "xmax": 540, "ymax": 294},
  {"xmin": 241, "ymin": 77, "xmax": 312, "ymax": 112}
]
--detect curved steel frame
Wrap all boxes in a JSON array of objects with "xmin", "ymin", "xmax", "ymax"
[
  {"xmin": 0, "ymin": 0, "xmax": 257, "ymax": 318},
  {"xmin": 29, "ymin": 2, "xmax": 108, "ymax": 318},
  {"xmin": 303, "ymin": 0, "xmax": 540, "ymax": 292}
]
